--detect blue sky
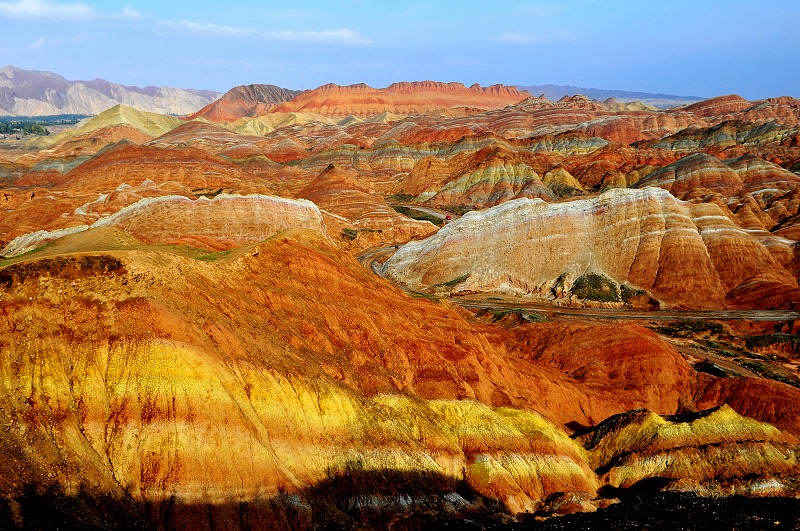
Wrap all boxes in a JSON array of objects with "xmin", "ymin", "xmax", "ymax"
[{"xmin": 1, "ymin": 0, "xmax": 798, "ymax": 98}]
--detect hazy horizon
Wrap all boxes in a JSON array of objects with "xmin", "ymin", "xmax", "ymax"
[{"xmin": 1, "ymin": 0, "xmax": 799, "ymax": 99}]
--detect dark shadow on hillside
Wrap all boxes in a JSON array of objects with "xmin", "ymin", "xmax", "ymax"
[
  {"xmin": 3, "ymin": 466, "xmax": 800, "ymax": 530},
  {"xmin": 0, "ymin": 466, "xmax": 507, "ymax": 531}
]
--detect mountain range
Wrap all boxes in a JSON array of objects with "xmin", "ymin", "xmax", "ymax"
[
  {"xmin": 518, "ymin": 84, "xmax": 704, "ymax": 108},
  {"xmin": 2, "ymin": 66, "xmax": 713, "ymax": 118},
  {"xmin": 0, "ymin": 65, "xmax": 220, "ymax": 116}
]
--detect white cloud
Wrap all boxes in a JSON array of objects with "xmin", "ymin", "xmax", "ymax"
[
  {"xmin": 166, "ymin": 19, "xmax": 371, "ymax": 45},
  {"xmin": 1, "ymin": 1, "xmax": 143, "ymax": 21},
  {"xmin": 29, "ymin": 36, "xmax": 46, "ymax": 48},
  {"xmin": 0, "ymin": 0, "xmax": 94, "ymax": 19},
  {"xmin": 1, "ymin": 2, "xmax": 370, "ymax": 46}
]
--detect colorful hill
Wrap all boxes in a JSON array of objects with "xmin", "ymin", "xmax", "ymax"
[
  {"xmin": 271, "ymin": 81, "xmax": 530, "ymax": 117},
  {"xmin": 188, "ymin": 83, "xmax": 302, "ymax": 122}
]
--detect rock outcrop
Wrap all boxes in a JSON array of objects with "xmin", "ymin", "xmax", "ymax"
[
  {"xmin": 401, "ymin": 145, "xmax": 555, "ymax": 208},
  {"xmin": 27, "ymin": 104, "xmax": 184, "ymax": 150},
  {"xmin": 5, "ymin": 78, "xmax": 800, "ymax": 528}
]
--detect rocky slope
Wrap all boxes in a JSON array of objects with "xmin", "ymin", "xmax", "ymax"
[
  {"xmin": 382, "ymin": 187, "xmax": 799, "ymax": 309},
  {"xmin": 2, "ymin": 225, "xmax": 799, "ymax": 528},
  {"xmin": 399, "ymin": 144, "xmax": 570, "ymax": 209},
  {"xmin": 0, "ymin": 65, "xmax": 219, "ymax": 115}
]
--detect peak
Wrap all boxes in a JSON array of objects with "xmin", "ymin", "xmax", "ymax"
[
  {"xmin": 97, "ymin": 104, "xmax": 130, "ymax": 115},
  {"xmin": 713, "ymin": 94, "xmax": 749, "ymax": 102}
]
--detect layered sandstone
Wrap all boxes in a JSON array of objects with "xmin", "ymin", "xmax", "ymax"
[
  {"xmin": 1, "ymin": 194, "xmax": 324, "ymax": 256},
  {"xmin": 188, "ymin": 84, "xmax": 302, "ymax": 122},
  {"xmin": 2, "ymin": 226, "xmax": 800, "ymax": 526},
  {"xmin": 299, "ymin": 164, "xmax": 436, "ymax": 249},
  {"xmin": 580, "ymin": 405, "xmax": 799, "ymax": 496},
  {"xmin": 272, "ymin": 82, "xmax": 530, "ymax": 117},
  {"xmin": 28, "ymin": 104, "xmax": 183, "ymax": 150},
  {"xmin": 382, "ymin": 187, "xmax": 798, "ymax": 309},
  {"xmin": 401, "ymin": 145, "xmax": 555, "ymax": 208},
  {"xmin": 636, "ymin": 152, "xmax": 800, "ymax": 199}
]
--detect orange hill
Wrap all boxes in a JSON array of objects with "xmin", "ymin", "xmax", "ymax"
[
  {"xmin": 271, "ymin": 81, "xmax": 530, "ymax": 117},
  {"xmin": 188, "ymin": 83, "xmax": 301, "ymax": 122}
]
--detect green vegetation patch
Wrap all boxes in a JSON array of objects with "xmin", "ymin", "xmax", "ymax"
[
  {"xmin": 195, "ymin": 249, "xmax": 233, "ymax": 262},
  {"xmin": 390, "ymin": 205, "xmax": 444, "ymax": 226},
  {"xmin": 745, "ymin": 334, "xmax": 800, "ymax": 352},
  {"xmin": 387, "ymin": 192, "xmax": 415, "ymax": 203},
  {"xmin": 478, "ymin": 307, "xmax": 548, "ymax": 324},
  {"xmin": 620, "ymin": 284, "xmax": 646, "ymax": 302},
  {"xmin": 653, "ymin": 320, "xmax": 726, "ymax": 339},
  {"xmin": 433, "ymin": 273, "xmax": 469, "ymax": 288},
  {"xmin": 0, "ymin": 122, "xmax": 48, "ymax": 135},
  {"xmin": 0, "ymin": 114, "xmax": 88, "ymax": 136},
  {"xmin": 569, "ymin": 273, "xmax": 620, "ymax": 302},
  {"xmin": 408, "ymin": 290, "xmax": 441, "ymax": 301},
  {"xmin": 548, "ymin": 183, "xmax": 584, "ymax": 199},
  {"xmin": 736, "ymin": 358, "xmax": 800, "ymax": 388},
  {"xmin": 693, "ymin": 360, "xmax": 733, "ymax": 378},
  {"xmin": 341, "ymin": 228, "xmax": 358, "ymax": 241}
]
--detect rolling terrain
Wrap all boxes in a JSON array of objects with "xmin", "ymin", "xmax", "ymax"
[{"xmin": 1, "ymin": 79, "xmax": 800, "ymax": 529}]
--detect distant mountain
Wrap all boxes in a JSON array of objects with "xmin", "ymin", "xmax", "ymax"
[
  {"xmin": 0, "ymin": 65, "xmax": 220, "ymax": 116},
  {"xmin": 517, "ymin": 84, "xmax": 704, "ymax": 109},
  {"xmin": 188, "ymin": 84, "xmax": 302, "ymax": 122}
]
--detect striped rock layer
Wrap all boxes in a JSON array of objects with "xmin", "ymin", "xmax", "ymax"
[
  {"xmin": 383, "ymin": 187, "xmax": 798, "ymax": 309},
  {"xmin": 1, "ymin": 194, "xmax": 324, "ymax": 256}
]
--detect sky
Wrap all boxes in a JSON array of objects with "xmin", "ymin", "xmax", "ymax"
[{"xmin": 1, "ymin": 0, "xmax": 798, "ymax": 99}]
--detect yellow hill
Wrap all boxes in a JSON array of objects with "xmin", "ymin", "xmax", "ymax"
[
  {"xmin": 29, "ymin": 104, "xmax": 184, "ymax": 148},
  {"xmin": 228, "ymin": 112, "xmax": 336, "ymax": 136}
]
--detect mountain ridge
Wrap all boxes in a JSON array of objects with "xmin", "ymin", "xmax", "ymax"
[
  {"xmin": 0, "ymin": 65, "xmax": 220, "ymax": 116},
  {"xmin": 517, "ymin": 83, "xmax": 705, "ymax": 108}
]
